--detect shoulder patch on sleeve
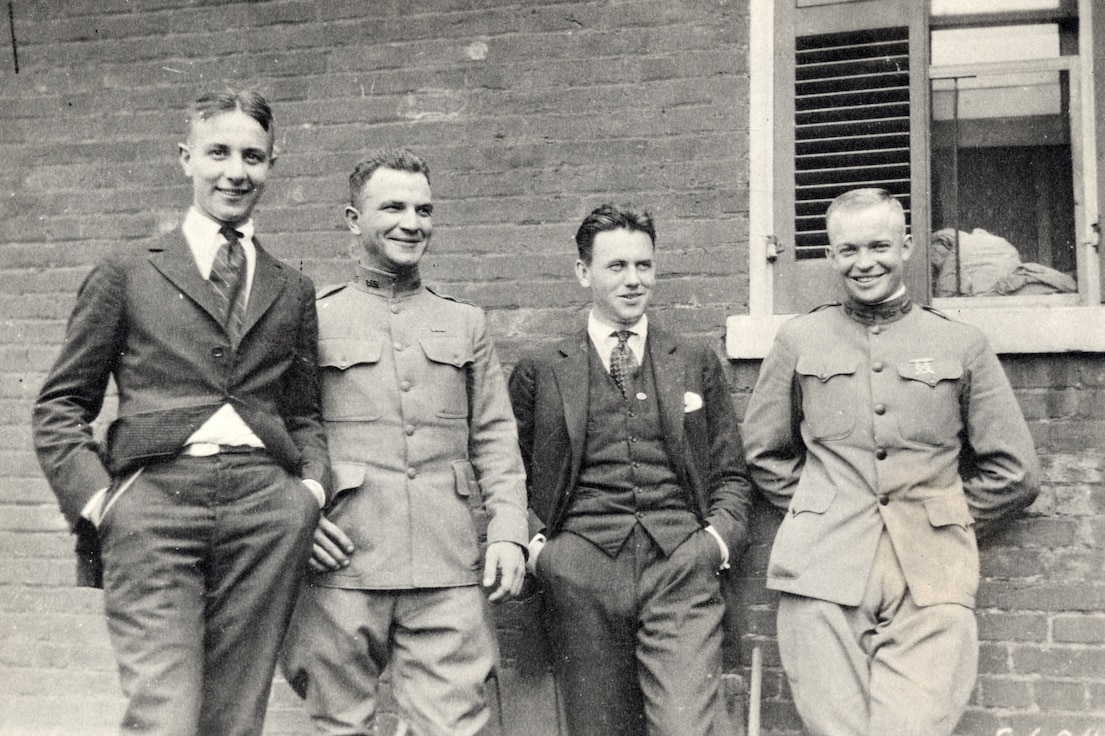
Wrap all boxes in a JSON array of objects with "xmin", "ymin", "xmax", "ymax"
[
  {"xmin": 426, "ymin": 284, "xmax": 477, "ymax": 307},
  {"xmin": 316, "ymin": 283, "xmax": 348, "ymax": 300}
]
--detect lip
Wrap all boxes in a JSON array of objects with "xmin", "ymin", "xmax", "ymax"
[{"xmin": 217, "ymin": 187, "xmax": 252, "ymax": 198}]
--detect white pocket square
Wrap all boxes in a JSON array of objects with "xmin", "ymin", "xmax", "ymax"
[{"xmin": 683, "ymin": 391, "xmax": 703, "ymax": 413}]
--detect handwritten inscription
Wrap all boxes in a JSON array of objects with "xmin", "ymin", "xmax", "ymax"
[{"xmin": 996, "ymin": 729, "xmax": 1105, "ymax": 736}]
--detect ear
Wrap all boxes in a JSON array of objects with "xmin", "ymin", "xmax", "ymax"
[
  {"xmin": 901, "ymin": 234, "xmax": 914, "ymax": 262},
  {"xmin": 574, "ymin": 258, "xmax": 592, "ymax": 288},
  {"xmin": 178, "ymin": 143, "xmax": 192, "ymax": 177},
  {"xmin": 344, "ymin": 205, "xmax": 362, "ymax": 235}
]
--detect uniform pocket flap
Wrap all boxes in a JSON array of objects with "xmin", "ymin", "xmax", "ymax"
[
  {"xmin": 924, "ymin": 495, "xmax": 974, "ymax": 528},
  {"xmin": 419, "ymin": 337, "xmax": 473, "ymax": 368},
  {"xmin": 451, "ymin": 459, "xmax": 479, "ymax": 498},
  {"xmin": 331, "ymin": 462, "xmax": 367, "ymax": 494},
  {"xmin": 897, "ymin": 359, "xmax": 963, "ymax": 387},
  {"xmin": 318, "ymin": 338, "xmax": 383, "ymax": 370},
  {"xmin": 796, "ymin": 357, "xmax": 858, "ymax": 382},
  {"xmin": 789, "ymin": 486, "xmax": 836, "ymax": 516}
]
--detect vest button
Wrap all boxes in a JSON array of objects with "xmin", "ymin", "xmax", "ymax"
[
  {"xmin": 874, "ymin": 404, "xmax": 886, "ymax": 415},
  {"xmin": 876, "ymin": 449, "xmax": 888, "ymax": 460},
  {"xmin": 406, "ymin": 467, "xmax": 417, "ymax": 479},
  {"xmin": 872, "ymin": 362, "xmax": 884, "ymax": 372},
  {"xmin": 879, "ymin": 495, "xmax": 890, "ymax": 506},
  {"xmin": 405, "ymin": 425, "xmax": 415, "ymax": 436}
]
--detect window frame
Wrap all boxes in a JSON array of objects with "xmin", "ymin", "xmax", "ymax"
[{"xmin": 728, "ymin": 0, "xmax": 1105, "ymax": 359}]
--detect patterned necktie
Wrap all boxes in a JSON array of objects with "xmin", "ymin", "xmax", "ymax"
[
  {"xmin": 609, "ymin": 330, "xmax": 638, "ymax": 398},
  {"xmin": 211, "ymin": 225, "xmax": 247, "ymax": 342}
]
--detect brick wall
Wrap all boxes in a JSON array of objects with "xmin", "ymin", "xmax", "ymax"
[{"xmin": 0, "ymin": 1, "xmax": 1101, "ymax": 735}]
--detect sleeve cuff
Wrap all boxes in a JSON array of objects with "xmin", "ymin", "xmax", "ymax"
[
  {"xmin": 704, "ymin": 525, "xmax": 730, "ymax": 571},
  {"xmin": 302, "ymin": 479, "xmax": 326, "ymax": 508},
  {"xmin": 81, "ymin": 487, "xmax": 109, "ymax": 522}
]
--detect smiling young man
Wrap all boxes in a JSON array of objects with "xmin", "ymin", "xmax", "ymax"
[
  {"xmin": 507, "ymin": 204, "xmax": 752, "ymax": 736},
  {"xmin": 32, "ymin": 88, "xmax": 329, "ymax": 736},
  {"xmin": 742, "ymin": 189, "xmax": 1040, "ymax": 736},
  {"xmin": 280, "ymin": 149, "xmax": 528, "ymax": 736}
]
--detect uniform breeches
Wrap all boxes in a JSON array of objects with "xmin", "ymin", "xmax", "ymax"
[
  {"xmin": 777, "ymin": 531, "xmax": 978, "ymax": 736},
  {"xmin": 99, "ymin": 452, "xmax": 320, "ymax": 736},
  {"xmin": 281, "ymin": 585, "xmax": 498, "ymax": 736}
]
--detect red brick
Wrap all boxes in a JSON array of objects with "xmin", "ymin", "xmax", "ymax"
[
  {"xmin": 977, "ymin": 676, "xmax": 1034, "ymax": 709},
  {"xmin": 1053, "ymin": 614, "xmax": 1105, "ymax": 644},
  {"xmin": 1034, "ymin": 679, "xmax": 1089, "ymax": 711}
]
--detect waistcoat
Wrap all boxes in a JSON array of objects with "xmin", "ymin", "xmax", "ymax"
[{"xmin": 562, "ymin": 342, "xmax": 698, "ymax": 556}]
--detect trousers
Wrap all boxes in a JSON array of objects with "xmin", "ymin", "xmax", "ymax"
[
  {"xmin": 100, "ymin": 452, "xmax": 319, "ymax": 736},
  {"xmin": 537, "ymin": 525, "xmax": 727, "ymax": 736},
  {"xmin": 777, "ymin": 531, "xmax": 978, "ymax": 736}
]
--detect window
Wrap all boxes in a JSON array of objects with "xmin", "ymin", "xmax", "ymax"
[{"xmin": 729, "ymin": 0, "xmax": 1105, "ymax": 358}]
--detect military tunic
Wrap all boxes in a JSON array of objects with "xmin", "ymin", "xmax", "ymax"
[
  {"xmin": 311, "ymin": 266, "xmax": 528, "ymax": 589},
  {"xmin": 743, "ymin": 295, "xmax": 1040, "ymax": 736}
]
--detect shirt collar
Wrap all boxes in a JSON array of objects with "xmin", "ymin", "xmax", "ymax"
[
  {"xmin": 183, "ymin": 207, "xmax": 255, "ymax": 250},
  {"xmin": 587, "ymin": 310, "xmax": 648, "ymax": 367}
]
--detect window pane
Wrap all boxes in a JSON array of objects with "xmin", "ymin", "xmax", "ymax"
[
  {"xmin": 929, "ymin": 63, "xmax": 1078, "ymax": 298},
  {"xmin": 931, "ymin": 0, "xmax": 1060, "ymax": 16}
]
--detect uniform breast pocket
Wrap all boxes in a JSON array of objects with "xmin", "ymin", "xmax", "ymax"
[
  {"xmin": 894, "ymin": 360, "xmax": 963, "ymax": 446},
  {"xmin": 318, "ymin": 338, "xmax": 384, "ymax": 421},
  {"xmin": 418, "ymin": 336, "xmax": 472, "ymax": 419},
  {"xmin": 795, "ymin": 357, "xmax": 858, "ymax": 441}
]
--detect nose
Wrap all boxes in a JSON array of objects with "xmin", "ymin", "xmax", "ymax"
[
  {"xmin": 398, "ymin": 206, "xmax": 420, "ymax": 231},
  {"xmin": 854, "ymin": 246, "xmax": 876, "ymax": 270},
  {"xmin": 623, "ymin": 267, "xmax": 641, "ymax": 287},
  {"xmin": 224, "ymin": 154, "xmax": 246, "ymax": 181}
]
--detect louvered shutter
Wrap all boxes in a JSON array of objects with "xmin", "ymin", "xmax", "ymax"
[{"xmin": 772, "ymin": 0, "xmax": 929, "ymax": 313}]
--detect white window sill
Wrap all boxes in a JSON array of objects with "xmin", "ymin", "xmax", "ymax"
[{"xmin": 726, "ymin": 303, "xmax": 1105, "ymax": 359}]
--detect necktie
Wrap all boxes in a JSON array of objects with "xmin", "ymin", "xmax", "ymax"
[
  {"xmin": 610, "ymin": 330, "xmax": 638, "ymax": 398},
  {"xmin": 211, "ymin": 225, "xmax": 247, "ymax": 342}
]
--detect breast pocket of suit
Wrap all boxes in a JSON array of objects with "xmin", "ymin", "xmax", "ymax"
[
  {"xmin": 317, "ymin": 338, "xmax": 384, "ymax": 421},
  {"xmin": 894, "ymin": 359, "xmax": 963, "ymax": 446},
  {"xmin": 795, "ymin": 356, "xmax": 858, "ymax": 441},
  {"xmin": 418, "ymin": 336, "xmax": 473, "ymax": 419}
]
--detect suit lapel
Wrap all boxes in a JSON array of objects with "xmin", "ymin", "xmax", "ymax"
[
  {"xmin": 552, "ymin": 331, "xmax": 591, "ymax": 483},
  {"xmin": 648, "ymin": 326, "xmax": 688, "ymax": 476},
  {"xmin": 241, "ymin": 240, "xmax": 288, "ymax": 338},
  {"xmin": 147, "ymin": 231, "xmax": 225, "ymax": 325}
]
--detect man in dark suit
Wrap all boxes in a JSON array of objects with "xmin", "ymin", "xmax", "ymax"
[
  {"xmin": 508, "ymin": 204, "xmax": 752, "ymax": 736},
  {"xmin": 32, "ymin": 88, "xmax": 329, "ymax": 736}
]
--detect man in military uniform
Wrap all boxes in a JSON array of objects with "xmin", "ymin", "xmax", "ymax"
[
  {"xmin": 281, "ymin": 149, "xmax": 528, "ymax": 736},
  {"xmin": 742, "ymin": 188, "xmax": 1040, "ymax": 736}
]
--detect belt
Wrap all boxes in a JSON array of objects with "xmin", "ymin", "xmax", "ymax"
[{"xmin": 181, "ymin": 443, "xmax": 266, "ymax": 457}]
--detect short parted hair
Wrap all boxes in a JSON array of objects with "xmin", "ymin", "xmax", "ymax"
[
  {"xmin": 825, "ymin": 188, "xmax": 907, "ymax": 238},
  {"xmin": 349, "ymin": 149, "xmax": 431, "ymax": 208},
  {"xmin": 574, "ymin": 204, "xmax": 656, "ymax": 264},
  {"xmin": 186, "ymin": 88, "xmax": 275, "ymax": 150}
]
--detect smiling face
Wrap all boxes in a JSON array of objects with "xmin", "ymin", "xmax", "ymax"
[
  {"xmin": 346, "ymin": 167, "xmax": 433, "ymax": 272},
  {"xmin": 179, "ymin": 108, "xmax": 273, "ymax": 226},
  {"xmin": 826, "ymin": 200, "xmax": 913, "ymax": 305},
  {"xmin": 576, "ymin": 227, "xmax": 655, "ymax": 328}
]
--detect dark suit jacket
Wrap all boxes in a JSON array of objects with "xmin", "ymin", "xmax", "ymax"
[
  {"xmin": 508, "ymin": 324, "xmax": 751, "ymax": 556},
  {"xmin": 32, "ymin": 229, "xmax": 331, "ymax": 585}
]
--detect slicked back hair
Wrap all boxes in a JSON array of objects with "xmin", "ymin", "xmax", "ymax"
[
  {"xmin": 575, "ymin": 204, "xmax": 656, "ymax": 264},
  {"xmin": 186, "ymin": 88, "xmax": 275, "ymax": 151}
]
